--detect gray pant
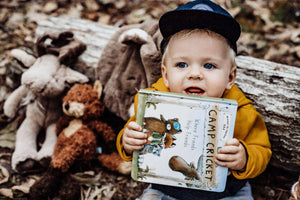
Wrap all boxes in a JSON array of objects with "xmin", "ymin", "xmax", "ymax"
[{"xmin": 138, "ymin": 182, "xmax": 253, "ymax": 200}]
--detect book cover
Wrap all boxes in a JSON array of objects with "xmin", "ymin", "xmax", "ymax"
[{"xmin": 131, "ymin": 89, "xmax": 238, "ymax": 192}]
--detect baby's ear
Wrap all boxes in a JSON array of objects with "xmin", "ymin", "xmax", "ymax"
[
  {"xmin": 161, "ymin": 64, "xmax": 169, "ymax": 88},
  {"xmin": 226, "ymin": 67, "xmax": 237, "ymax": 90}
]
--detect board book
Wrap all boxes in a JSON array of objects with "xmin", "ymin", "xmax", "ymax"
[{"xmin": 131, "ymin": 89, "xmax": 238, "ymax": 192}]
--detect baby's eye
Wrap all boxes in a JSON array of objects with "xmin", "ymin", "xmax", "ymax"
[
  {"xmin": 176, "ymin": 62, "xmax": 188, "ymax": 68},
  {"xmin": 203, "ymin": 63, "xmax": 216, "ymax": 69}
]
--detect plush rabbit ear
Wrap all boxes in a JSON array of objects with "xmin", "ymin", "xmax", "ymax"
[
  {"xmin": 58, "ymin": 40, "xmax": 86, "ymax": 66},
  {"xmin": 10, "ymin": 49, "xmax": 36, "ymax": 68},
  {"xmin": 93, "ymin": 80, "xmax": 103, "ymax": 99},
  {"xmin": 118, "ymin": 28, "xmax": 151, "ymax": 45},
  {"xmin": 35, "ymin": 31, "xmax": 86, "ymax": 66},
  {"xmin": 36, "ymin": 31, "xmax": 74, "ymax": 57}
]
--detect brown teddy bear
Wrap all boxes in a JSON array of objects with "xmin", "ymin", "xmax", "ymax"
[{"xmin": 29, "ymin": 81, "xmax": 131, "ymax": 200}]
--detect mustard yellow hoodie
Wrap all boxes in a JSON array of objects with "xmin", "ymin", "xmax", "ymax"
[{"xmin": 116, "ymin": 78, "xmax": 272, "ymax": 180}]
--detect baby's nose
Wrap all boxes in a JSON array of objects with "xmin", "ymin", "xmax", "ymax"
[{"xmin": 188, "ymin": 65, "xmax": 203, "ymax": 79}]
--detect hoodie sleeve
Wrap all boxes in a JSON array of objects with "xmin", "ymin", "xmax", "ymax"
[
  {"xmin": 231, "ymin": 104, "xmax": 272, "ymax": 179},
  {"xmin": 224, "ymin": 85, "xmax": 272, "ymax": 179},
  {"xmin": 116, "ymin": 93, "xmax": 139, "ymax": 161},
  {"xmin": 116, "ymin": 115, "xmax": 136, "ymax": 161},
  {"xmin": 116, "ymin": 81, "xmax": 165, "ymax": 161}
]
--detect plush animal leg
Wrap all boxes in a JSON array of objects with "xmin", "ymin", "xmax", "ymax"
[
  {"xmin": 37, "ymin": 123, "xmax": 57, "ymax": 167},
  {"xmin": 98, "ymin": 152, "xmax": 132, "ymax": 175},
  {"xmin": 52, "ymin": 128, "xmax": 97, "ymax": 173},
  {"xmin": 29, "ymin": 166, "xmax": 62, "ymax": 200},
  {"xmin": 30, "ymin": 166, "xmax": 81, "ymax": 200},
  {"xmin": 58, "ymin": 175, "xmax": 81, "ymax": 200},
  {"xmin": 11, "ymin": 117, "xmax": 40, "ymax": 171}
]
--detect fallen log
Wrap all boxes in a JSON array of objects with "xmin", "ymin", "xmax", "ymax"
[{"xmin": 35, "ymin": 16, "xmax": 300, "ymax": 179}]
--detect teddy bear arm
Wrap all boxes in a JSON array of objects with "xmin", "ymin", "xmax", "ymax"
[
  {"xmin": 90, "ymin": 121, "xmax": 116, "ymax": 143},
  {"xmin": 53, "ymin": 128, "xmax": 96, "ymax": 172},
  {"xmin": 4, "ymin": 85, "xmax": 28, "ymax": 118},
  {"xmin": 74, "ymin": 127, "xmax": 97, "ymax": 159},
  {"xmin": 102, "ymin": 126, "xmax": 117, "ymax": 144},
  {"xmin": 55, "ymin": 116, "xmax": 72, "ymax": 135}
]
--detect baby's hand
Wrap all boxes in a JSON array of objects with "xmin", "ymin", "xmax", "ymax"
[
  {"xmin": 215, "ymin": 138, "xmax": 247, "ymax": 171},
  {"xmin": 123, "ymin": 121, "xmax": 147, "ymax": 155}
]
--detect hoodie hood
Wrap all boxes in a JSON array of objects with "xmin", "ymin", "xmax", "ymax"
[{"xmin": 223, "ymin": 84, "xmax": 253, "ymax": 108}]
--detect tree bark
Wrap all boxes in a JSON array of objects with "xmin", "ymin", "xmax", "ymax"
[
  {"xmin": 36, "ymin": 16, "xmax": 300, "ymax": 174},
  {"xmin": 235, "ymin": 56, "xmax": 300, "ymax": 174}
]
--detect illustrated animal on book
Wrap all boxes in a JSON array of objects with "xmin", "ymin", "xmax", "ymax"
[
  {"xmin": 141, "ymin": 114, "xmax": 182, "ymax": 156},
  {"xmin": 3, "ymin": 31, "xmax": 89, "ymax": 173},
  {"xmin": 143, "ymin": 114, "xmax": 182, "ymax": 135},
  {"xmin": 169, "ymin": 155, "xmax": 201, "ymax": 181}
]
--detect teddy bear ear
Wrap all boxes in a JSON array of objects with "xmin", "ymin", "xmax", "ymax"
[{"xmin": 93, "ymin": 80, "xmax": 103, "ymax": 99}]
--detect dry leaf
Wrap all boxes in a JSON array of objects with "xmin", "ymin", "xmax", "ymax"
[
  {"xmin": 71, "ymin": 171, "xmax": 102, "ymax": 185},
  {"xmin": 126, "ymin": 9, "xmax": 152, "ymax": 24},
  {"xmin": 0, "ymin": 164, "xmax": 10, "ymax": 184},
  {"xmin": 43, "ymin": 1, "xmax": 58, "ymax": 13},
  {"xmin": 87, "ymin": 184, "xmax": 116, "ymax": 200},
  {"xmin": 295, "ymin": 46, "xmax": 300, "ymax": 59},
  {"xmin": 11, "ymin": 178, "xmax": 36, "ymax": 194},
  {"xmin": 84, "ymin": 0, "xmax": 99, "ymax": 12},
  {"xmin": 291, "ymin": 29, "xmax": 300, "ymax": 43},
  {"xmin": 0, "ymin": 188, "xmax": 13, "ymax": 198},
  {"xmin": 264, "ymin": 44, "xmax": 290, "ymax": 60},
  {"xmin": 228, "ymin": 7, "xmax": 241, "ymax": 17}
]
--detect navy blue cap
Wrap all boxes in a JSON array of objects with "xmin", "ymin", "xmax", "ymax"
[{"xmin": 159, "ymin": 0, "xmax": 241, "ymax": 53}]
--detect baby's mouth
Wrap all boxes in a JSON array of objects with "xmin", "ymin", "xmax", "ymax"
[{"xmin": 185, "ymin": 87, "xmax": 205, "ymax": 96}]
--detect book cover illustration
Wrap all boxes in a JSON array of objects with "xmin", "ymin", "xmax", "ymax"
[{"xmin": 131, "ymin": 90, "xmax": 238, "ymax": 192}]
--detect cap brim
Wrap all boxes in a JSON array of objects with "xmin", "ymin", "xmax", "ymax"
[{"xmin": 159, "ymin": 10, "xmax": 240, "ymax": 51}]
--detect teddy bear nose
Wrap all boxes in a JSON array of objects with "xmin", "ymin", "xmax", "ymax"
[{"xmin": 64, "ymin": 103, "xmax": 69, "ymax": 111}]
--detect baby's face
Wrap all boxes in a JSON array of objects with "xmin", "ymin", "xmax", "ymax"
[{"xmin": 161, "ymin": 30, "xmax": 236, "ymax": 98}]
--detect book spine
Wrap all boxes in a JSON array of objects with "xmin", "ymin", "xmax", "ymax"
[{"xmin": 131, "ymin": 92, "xmax": 147, "ymax": 181}]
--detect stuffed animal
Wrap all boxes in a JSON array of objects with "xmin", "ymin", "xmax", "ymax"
[
  {"xmin": 29, "ymin": 81, "xmax": 131, "ymax": 200},
  {"xmin": 3, "ymin": 31, "xmax": 89, "ymax": 173},
  {"xmin": 97, "ymin": 20, "xmax": 163, "ymax": 121}
]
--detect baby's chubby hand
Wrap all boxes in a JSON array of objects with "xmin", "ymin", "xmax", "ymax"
[
  {"xmin": 123, "ymin": 121, "xmax": 147, "ymax": 155},
  {"xmin": 215, "ymin": 138, "xmax": 247, "ymax": 171}
]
